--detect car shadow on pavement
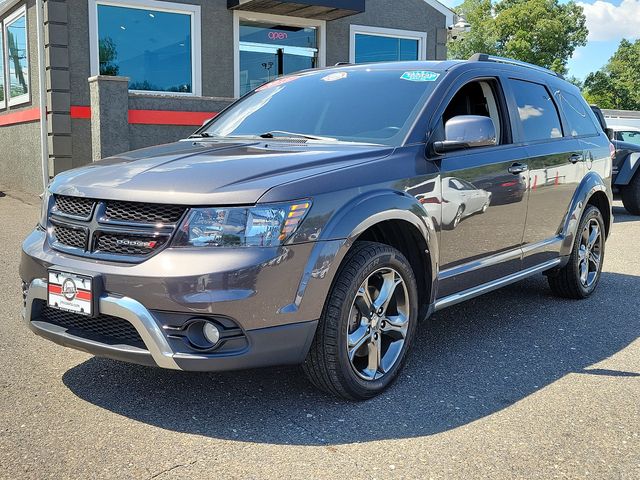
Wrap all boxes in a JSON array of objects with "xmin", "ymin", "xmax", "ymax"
[
  {"xmin": 613, "ymin": 206, "xmax": 640, "ymax": 223},
  {"xmin": 62, "ymin": 273, "xmax": 640, "ymax": 446}
]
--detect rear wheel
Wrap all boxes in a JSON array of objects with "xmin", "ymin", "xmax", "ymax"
[
  {"xmin": 302, "ymin": 241, "xmax": 418, "ymax": 400},
  {"xmin": 620, "ymin": 172, "xmax": 640, "ymax": 215},
  {"xmin": 548, "ymin": 205, "xmax": 605, "ymax": 299}
]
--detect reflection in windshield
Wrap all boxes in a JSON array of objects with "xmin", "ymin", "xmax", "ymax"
[{"xmin": 203, "ymin": 68, "xmax": 441, "ymax": 146}]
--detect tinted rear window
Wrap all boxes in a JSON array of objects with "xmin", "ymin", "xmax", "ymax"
[
  {"xmin": 558, "ymin": 91, "xmax": 598, "ymax": 136},
  {"xmin": 510, "ymin": 79, "xmax": 563, "ymax": 142}
]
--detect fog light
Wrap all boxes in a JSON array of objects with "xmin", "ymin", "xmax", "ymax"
[
  {"xmin": 203, "ymin": 322, "xmax": 220, "ymax": 345},
  {"xmin": 185, "ymin": 319, "xmax": 221, "ymax": 350}
]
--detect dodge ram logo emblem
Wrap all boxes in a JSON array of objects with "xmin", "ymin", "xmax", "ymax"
[
  {"xmin": 61, "ymin": 278, "xmax": 77, "ymax": 301},
  {"xmin": 115, "ymin": 239, "xmax": 158, "ymax": 249}
]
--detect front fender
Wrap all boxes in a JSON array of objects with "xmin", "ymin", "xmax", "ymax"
[
  {"xmin": 559, "ymin": 171, "xmax": 612, "ymax": 256},
  {"xmin": 281, "ymin": 190, "xmax": 439, "ymax": 321},
  {"xmin": 614, "ymin": 152, "xmax": 640, "ymax": 186}
]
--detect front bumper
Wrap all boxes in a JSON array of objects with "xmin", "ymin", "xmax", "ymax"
[
  {"xmin": 24, "ymin": 278, "xmax": 318, "ymax": 370},
  {"xmin": 19, "ymin": 229, "xmax": 343, "ymax": 371}
]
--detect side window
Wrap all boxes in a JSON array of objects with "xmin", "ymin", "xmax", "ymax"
[
  {"xmin": 441, "ymin": 79, "xmax": 506, "ymax": 146},
  {"xmin": 557, "ymin": 91, "xmax": 598, "ymax": 137},
  {"xmin": 618, "ymin": 131, "xmax": 640, "ymax": 146},
  {"xmin": 510, "ymin": 79, "xmax": 563, "ymax": 142}
]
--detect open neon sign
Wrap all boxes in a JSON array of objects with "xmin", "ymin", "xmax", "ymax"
[{"xmin": 268, "ymin": 31, "xmax": 288, "ymax": 40}]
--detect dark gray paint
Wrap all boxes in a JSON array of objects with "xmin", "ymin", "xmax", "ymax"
[{"xmin": 20, "ymin": 61, "xmax": 613, "ymax": 372}]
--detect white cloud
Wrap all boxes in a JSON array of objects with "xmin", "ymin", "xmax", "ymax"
[{"xmin": 578, "ymin": 0, "xmax": 640, "ymax": 41}]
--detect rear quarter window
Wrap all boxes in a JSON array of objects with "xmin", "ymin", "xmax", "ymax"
[
  {"xmin": 557, "ymin": 91, "xmax": 598, "ymax": 137},
  {"xmin": 509, "ymin": 79, "xmax": 563, "ymax": 142}
]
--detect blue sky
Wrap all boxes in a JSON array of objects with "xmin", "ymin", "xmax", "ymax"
[{"xmin": 439, "ymin": 0, "xmax": 640, "ymax": 80}]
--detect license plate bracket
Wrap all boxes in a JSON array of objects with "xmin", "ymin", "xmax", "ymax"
[{"xmin": 47, "ymin": 270, "xmax": 99, "ymax": 317}]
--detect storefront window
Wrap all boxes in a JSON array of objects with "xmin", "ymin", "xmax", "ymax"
[
  {"xmin": 95, "ymin": 1, "xmax": 197, "ymax": 94},
  {"xmin": 239, "ymin": 21, "xmax": 318, "ymax": 96},
  {"xmin": 0, "ymin": 28, "xmax": 5, "ymax": 107},
  {"xmin": 351, "ymin": 26, "xmax": 426, "ymax": 64},
  {"xmin": 4, "ymin": 7, "xmax": 29, "ymax": 105}
]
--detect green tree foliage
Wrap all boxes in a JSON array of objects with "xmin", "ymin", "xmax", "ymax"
[
  {"xmin": 99, "ymin": 37, "xmax": 120, "ymax": 76},
  {"xmin": 583, "ymin": 39, "xmax": 640, "ymax": 110},
  {"xmin": 448, "ymin": 0, "xmax": 588, "ymax": 75}
]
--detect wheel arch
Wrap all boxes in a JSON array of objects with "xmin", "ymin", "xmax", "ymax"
[
  {"xmin": 287, "ymin": 190, "xmax": 439, "ymax": 323},
  {"xmin": 559, "ymin": 171, "xmax": 612, "ymax": 256}
]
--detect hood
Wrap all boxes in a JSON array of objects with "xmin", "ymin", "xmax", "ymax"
[{"xmin": 50, "ymin": 140, "xmax": 393, "ymax": 205}]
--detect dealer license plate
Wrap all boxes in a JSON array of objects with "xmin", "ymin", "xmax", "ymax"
[{"xmin": 47, "ymin": 270, "xmax": 94, "ymax": 316}]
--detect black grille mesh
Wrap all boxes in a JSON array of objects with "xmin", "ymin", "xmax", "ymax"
[
  {"xmin": 54, "ymin": 195, "xmax": 95, "ymax": 218},
  {"xmin": 52, "ymin": 225, "xmax": 87, "ymax": 249},
  {"xmin": 39, "ymin": 303, "xmax": 145, "ymax": 348},
  {"xmin": 95, "ymin": 234, "xmax": 164, "ymax": 256},
  {"xmin": 105, "ymin": 200, "xmax": 186, "ymax": 224}
]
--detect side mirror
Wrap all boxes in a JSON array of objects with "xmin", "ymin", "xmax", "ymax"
[{"xmin": 432, "ymin": 115, "xmax": 497, "ymax": 154}]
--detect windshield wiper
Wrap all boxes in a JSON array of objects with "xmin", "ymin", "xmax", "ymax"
[
  {"xmin": 189, "ymin": 132, "xmax": 213, "ymax": 139},
  {"xmin": 258, "ymin": 131, "xmax": 338, "ymax": 142}
]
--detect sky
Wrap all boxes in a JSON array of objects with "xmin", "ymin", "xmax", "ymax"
[{"xmin": 439, "ymin": 0, "xmax": 640, "ymax": 80}]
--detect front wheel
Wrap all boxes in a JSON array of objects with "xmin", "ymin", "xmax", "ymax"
[
  {"xmin": 302, "ymin": 242, "xmax": 419, "ymax": 400},
  {"xmin": 548, "ymin": 205, "xmax": 605, "ymax": 299}
]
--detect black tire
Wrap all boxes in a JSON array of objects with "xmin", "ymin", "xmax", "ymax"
[
  {"xmin": 302, "ymin": 241, "xmax": 419, "ymax": 400},
  {"xmin": 620, "ymin": 172, "xmax": 640, "ymax": 215},
  {"xmin": 548, "ymin": 205, "xmax": 605, "ymax": 299}
]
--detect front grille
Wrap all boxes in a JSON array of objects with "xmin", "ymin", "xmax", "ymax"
[
  {"xmin": 54, "ymin": 195, "xmax": 95, "ymax": 219},
  {"xmin": 105, "ymin": 200, "xmax": 186, "ymax": 224},
  {"xmin": 52, "ymin": 225, "xmax": 87, "ymax": 249},
  {"xmin": 95, "ymin": 233, "xmax": 165, "ymax": 256},
  {"xmin": 47, "ymin": 195, "xmax": 183, "ymax": 262},
  {"xmin": 39, "ymin": 303, "xmax": 145, "ymax": 348}
]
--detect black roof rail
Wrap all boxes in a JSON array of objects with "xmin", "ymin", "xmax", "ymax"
[
  {"xmin": 334, "ymin": 62, "xmax": 351, "ymax": 66},
  {"xmin": 468, "ymin": 53, "xmax": 564, "ymax": 79}
]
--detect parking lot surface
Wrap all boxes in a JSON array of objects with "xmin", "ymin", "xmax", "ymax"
[{"xmin": 0, "ymin": 191, "xmax": 638, "ymax": 479}]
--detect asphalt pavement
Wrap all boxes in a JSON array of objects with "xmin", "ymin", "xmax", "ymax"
[{"xmin": 0, "ymin": 190, "xmax": 638, "ymax": 479}]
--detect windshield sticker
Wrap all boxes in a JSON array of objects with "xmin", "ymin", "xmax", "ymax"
[
  {"xmin": 256, "ymin": 76, "xmax": 299, "ymax": 92},
  {"xmin": 321, "ymin": 72, "xmax": 348, "ymax": 82},
  {"xmin": 400, "ymin": 71, "xmax": 440, "ymax": 82}
]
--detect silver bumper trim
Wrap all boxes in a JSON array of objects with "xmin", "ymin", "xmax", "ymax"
[{"xmin": 24, "ymin": 278, "xmax": 180, "ymax": 370}]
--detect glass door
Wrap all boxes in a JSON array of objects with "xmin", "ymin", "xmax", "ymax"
[{"xmin": 239, "ymin": 21, "xmax": 318, "ymax": 96}]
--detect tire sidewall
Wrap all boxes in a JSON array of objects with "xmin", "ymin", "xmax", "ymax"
[
  {"xmin": 572, "ymin": 206, "xmax": 606, "ymax": 297},
  {"xmin": 334, "ymin": 247, "xmax": 419, "ymax": 398}
]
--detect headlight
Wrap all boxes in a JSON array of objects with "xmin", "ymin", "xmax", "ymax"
[
  {"xmin": 39, "ymin": 189, "xmax": 52, "ymax": 228},
  {"xmin": 172, "ymin": 201, "xmax": 311, "ymax": 248}
]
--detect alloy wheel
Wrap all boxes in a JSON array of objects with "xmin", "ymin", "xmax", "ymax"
[
  {"xmin": 578, "ymin": 218, "xmax": 602, "ymax": 288},
  {"xmin": 346, "ymin": 267, "xmax": 410, "ymax": 381}
]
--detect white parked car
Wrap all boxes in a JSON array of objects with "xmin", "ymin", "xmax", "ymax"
[{"xmin": 407, "ymin": 177, "xmax": 492, "ymax": 229}]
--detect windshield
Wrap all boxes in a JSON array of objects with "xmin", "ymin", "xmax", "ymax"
[{"xmin": 201, "ymin": 68, "xmax": 442, "ymax": 146}]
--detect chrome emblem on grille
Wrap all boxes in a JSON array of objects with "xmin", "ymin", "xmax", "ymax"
[{"xmin": 115, "ymin": 239, "xmax": 158, "ymax": 249}]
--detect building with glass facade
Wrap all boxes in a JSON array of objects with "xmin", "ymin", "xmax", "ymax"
[{"xmin": 0, "ymin": 0, "xmax": 454, "ymax": 193}]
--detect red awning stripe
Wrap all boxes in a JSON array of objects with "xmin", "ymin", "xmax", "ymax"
[
  {"xmin": 70, "ymin": 105, "xmax": 91, "ymax": 119},
  {"xmin": 69, "ymin": 106, "xmax": 218, "ymax": 126},
  {"xmin": 0, "ymin": 107, "xmax": 41, "ymax": 126}
]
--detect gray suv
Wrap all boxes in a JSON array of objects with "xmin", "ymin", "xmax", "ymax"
[{"xmin": 21, "ymin": 55, "xmax": 613, "ymax": 400}]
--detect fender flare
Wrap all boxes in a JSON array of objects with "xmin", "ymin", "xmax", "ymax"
[
  {"xmin": 614, "ymin": 151, "xmax": 640, "ymax": 186},
  {"xmin": 281, "ymin": 189, "xmax": 439, "ymax": 319},
  {"xmin": 559, "ymin": 171, "xmax": 611, "ymax": 257}
]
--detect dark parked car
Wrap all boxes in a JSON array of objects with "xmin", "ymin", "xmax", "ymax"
[
  {"xmin": 21, "ymin": 55, "xmax": 613, "ymax": 400},
  {"xmin": 591, "ymin": 106, "xmax": 640, "ymax": 214}
]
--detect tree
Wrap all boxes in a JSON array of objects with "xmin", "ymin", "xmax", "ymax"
[
  {"xmin": 99, "ymin": 37, "xmax": 120, "ymax": 76},
  {"xmin": 583, "ymin": 39, "xmax": 640, "ymax": 110},
  {"xmin": 448, "ymin": 0, "xmax": 588, "ymax": 75}
]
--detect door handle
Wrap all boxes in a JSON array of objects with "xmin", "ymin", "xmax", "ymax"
[
  {"xmin": 508, "ymin": 163, "xmax": 528, "ymax": 174},
  {"xmin": 569, "ymin": 153, "xmax": 584, "ymax": 164}
]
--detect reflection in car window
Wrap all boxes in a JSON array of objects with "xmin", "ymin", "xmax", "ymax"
[
  {"xmin": 557, "ymin": 91, "xmax": 598, "ymax": 137},
  {"xmin": 618, "ymin": 131, "xmax": 640, "ymax": 145},
  {"xmin": 203, "ymin": 69, "xmax": 442, "ymax": 146},
  {"xmin": 510, "ymin": 79, "xmax": 563, "ymax": 142}
]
